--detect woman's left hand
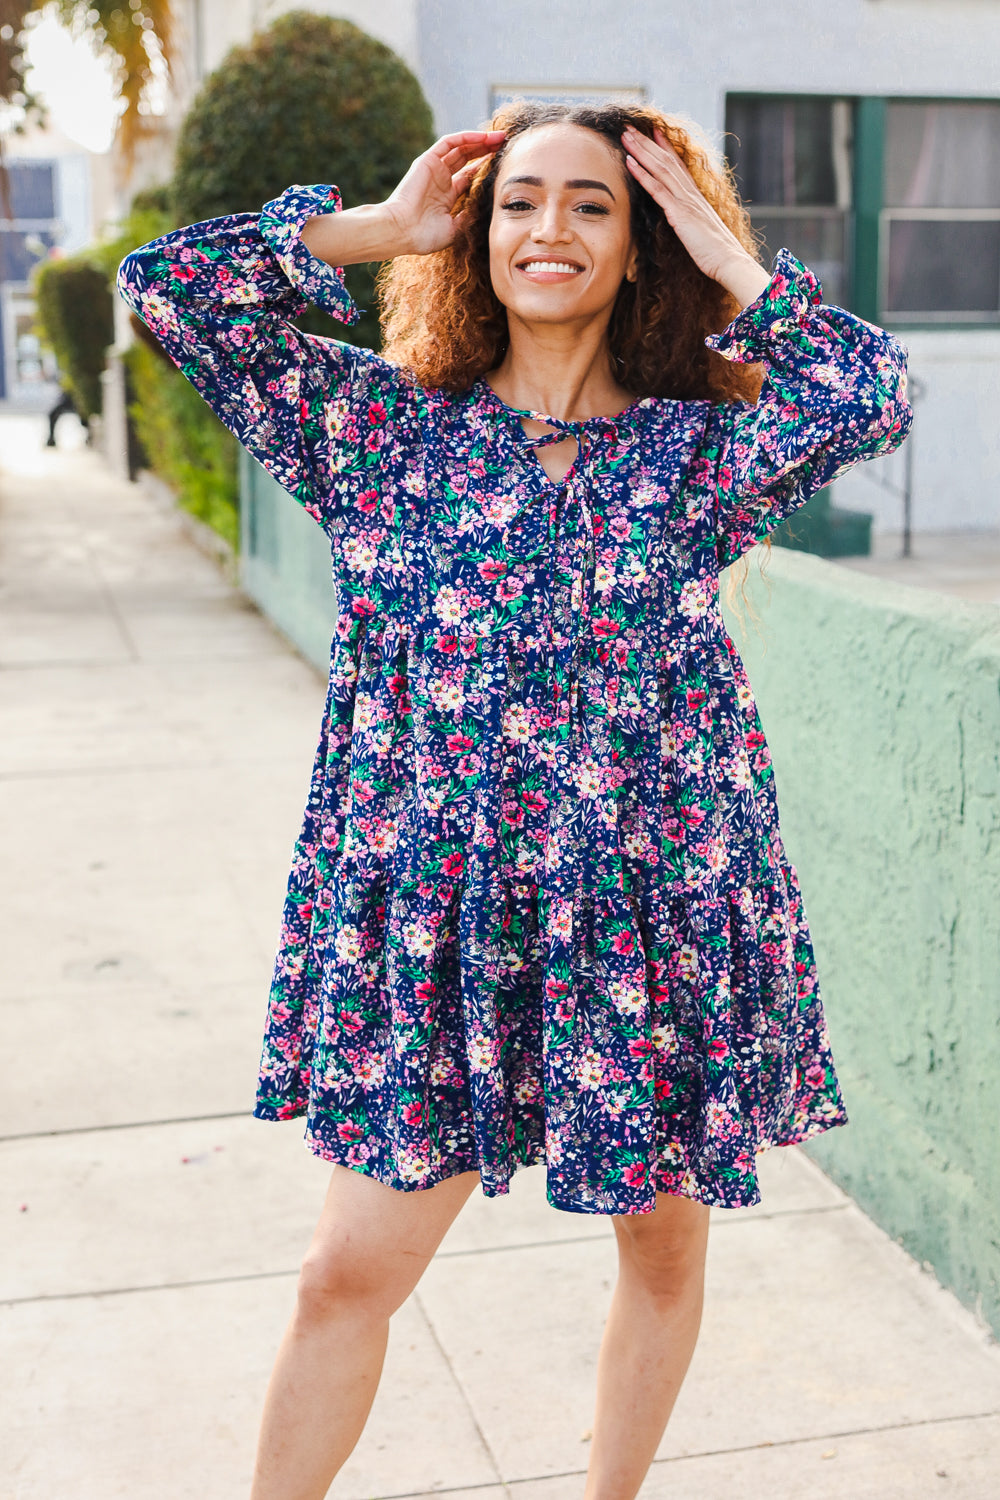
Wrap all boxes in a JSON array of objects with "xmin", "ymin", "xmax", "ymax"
[{"xmin": 622, "ymin": 124, "xmax": 771, "ymax": 307}]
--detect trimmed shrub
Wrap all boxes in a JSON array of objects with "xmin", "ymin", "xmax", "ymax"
[
  {"xmin": 125, "ymin": 339, "xmax": 239, "ymax": 551},
  {"xmin": 171, "ymin": 10, "xmax": 434, "ymax": 347},
  {"xmin": 33, "ymin": 200, "xmax": 175, "ymax": 420},
  {"xmin": 33, "ymin": 259, "xmax": 113, "ymax": 419}
]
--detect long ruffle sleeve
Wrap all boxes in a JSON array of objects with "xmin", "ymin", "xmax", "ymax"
[
  {"xmin": 698, "ymin": 247, "xmax": 914, "ymax": 567},
  {"xmin": 115, "ymin": 183, "xmax": 414, "ymax": 540}
]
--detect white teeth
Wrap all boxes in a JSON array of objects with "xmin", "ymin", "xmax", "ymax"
[{"xmin": 521, "ymin": 261, "xmax": 582, "ymax": 275}]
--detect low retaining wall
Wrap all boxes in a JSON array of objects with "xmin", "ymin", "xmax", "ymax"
[
  {"xmin": 722, "ymin": 545, "xmax": 1000, "ymax": 1336},
  {"xmin": 239, "ymin": 451, "xmax": 337, "ymax": 671}
]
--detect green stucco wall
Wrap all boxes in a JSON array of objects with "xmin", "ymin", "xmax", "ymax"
[
  {"xmin": 721, "ymin": 546, "xmax": 1000, "ymax": 1336},
  {"xmin": 241, "ymin": 457, "xmax": 1000, "ymax": 1333},
  {"xmin": 240, "ymin": 451, "xmax": 337, "ymax": 670}
]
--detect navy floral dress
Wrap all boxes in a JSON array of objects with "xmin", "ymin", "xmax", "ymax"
[{"xmin": 117, "ymin": 183, "xmax": 913, "ymax": 1215}]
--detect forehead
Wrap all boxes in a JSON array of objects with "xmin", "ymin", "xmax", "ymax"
[{"xmin": 498, "ymin": 122, "xmax": 624, "ymax": 183}]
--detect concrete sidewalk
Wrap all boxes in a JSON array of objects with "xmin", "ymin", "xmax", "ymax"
[{"xmin": 2, "ymin": 413, "xmax": 999, "ymax": 1500}]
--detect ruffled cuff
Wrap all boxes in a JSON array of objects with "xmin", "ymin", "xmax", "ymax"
[
  {"xmin": 258, "ymin": 183, "xmax": 361, "ymax": 326},
  {"xmin": 704, "ymin": 246, "xmax": 824, "ymax": 364}
]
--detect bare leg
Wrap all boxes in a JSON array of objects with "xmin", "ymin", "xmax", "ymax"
[
  {"xmin": 250, "ymin": 1164, "xmax": 480, "ymax": 1500},
  {"xmin": 584, "ymin": 1192, "xmax": 711, "ymax": 1500}
]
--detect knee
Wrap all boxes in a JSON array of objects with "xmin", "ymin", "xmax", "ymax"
[
  {"xmin": 294, "ymin": 1239, "xmax": 400, "ymax": 1325},
  {"xmin": 615, "ymin": 1202, "xmax": 709, "ymax": 1306}
]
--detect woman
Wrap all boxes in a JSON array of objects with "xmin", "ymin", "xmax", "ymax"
[{"xmin": 118, "ymin": 101, "xmax": 912, "ymax": 1500}]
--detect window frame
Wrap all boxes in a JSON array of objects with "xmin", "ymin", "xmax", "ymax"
[{"xmin": 724, "ymin": 90, "xmax": 1000, "ymax": 333}]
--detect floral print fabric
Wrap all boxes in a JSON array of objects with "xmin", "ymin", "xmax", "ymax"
[{"xmin": 118, "ymin": 183, "xmax": 913, "ymax": 1214}]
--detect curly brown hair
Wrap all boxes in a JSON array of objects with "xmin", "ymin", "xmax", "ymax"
[{"xmin": 376, "ymin": 98, "xmax": 767, "ymax": 406}]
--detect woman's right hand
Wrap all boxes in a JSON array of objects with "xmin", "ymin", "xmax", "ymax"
[
  {"xmin": 300, "ymin": 130, "xmax": 505, "ymax": 268},
  {"xmin": 383, "ymin": 130, "xmax": 507, "ymax": 254}
]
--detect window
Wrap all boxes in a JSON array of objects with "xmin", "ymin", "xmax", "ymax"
[
  {"xmin": 489, "ymin": 84, "xmax": 646, "ymax": 114},
  {"xmin": 882, "ymin": 101, "xmax": 1000, "ymax": 320},
  {"xmin": 725, "ymin": 95, "xmax": 853, "ymax": 307},
  {"xmin": 5, "ymin": 163, "xmax": 56, "ymax": 221},
  {"xmin": 724, "ymin": 93, "xmax": 1000, "ymax": 328}
]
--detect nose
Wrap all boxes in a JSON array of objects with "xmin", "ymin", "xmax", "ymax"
[{"xmin": 530, "ymin": 199, "xmax": 573, "ymax": 245}]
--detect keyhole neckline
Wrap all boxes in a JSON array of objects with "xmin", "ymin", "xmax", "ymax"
[{"xmin": 474, "ymin": 375, "xmax": 649, "ymax": 441}]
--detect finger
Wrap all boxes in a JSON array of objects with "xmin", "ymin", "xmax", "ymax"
[
  {"xmin": 440, "ymin": 141, "xmax": 494, "ymax": 172},
  {"xmin": 622, "ymin": 127, "xmax": 672, "ymax": 173},
  {"xmin": 641, "ymin": 126, "xmax": 699, "ymax": 189},
  {"xmin": 430, "ymin": 129, "xmax": 506, "ymax": 162},
  {"xmin": 624, "ymin": 152, "xmax": 673, "ymax": 213},
  {"xmin": 450, "ymin": 163, "xmax": 479, "ymax": 197}
]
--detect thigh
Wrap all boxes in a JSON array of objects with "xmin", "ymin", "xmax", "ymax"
[{"xmin": 301, "ymin": 1165, "xmax": 482, "ymax": 1314}]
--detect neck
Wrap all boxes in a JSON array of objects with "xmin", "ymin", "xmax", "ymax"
[{"xmin": 486, "ymin": 309, "xmax": 634, "ymax": 421}]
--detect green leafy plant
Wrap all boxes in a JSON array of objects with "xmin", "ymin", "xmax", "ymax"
[
  {"xmin": 33, "ymin": 257, "xmax": 113, "ymax": 418},
  {"xmin": 125, "ymin": 339, "xmax": 239, "ymax": 551},
  {"xmin": 171, "ymin": 10, "xmax": 435, "ymax": 347},
  {"xmin": 32, "ymin": 193, "xmax": 175, "ymax": 419}
]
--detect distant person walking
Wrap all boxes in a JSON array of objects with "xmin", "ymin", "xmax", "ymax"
[
  {"xmin": 118, "ymin": 99, "xmax": 912, "ymax": 1500},
  {"xmin": 45, "ymin": 385, "xmax": 88, "ymax": 447}
]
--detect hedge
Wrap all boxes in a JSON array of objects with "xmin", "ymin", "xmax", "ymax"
[
  {"xmin": 33, "ymin": 259, "xmax": 113, "ymax": 419},
  {"xmin": 32, "ymin": 201, "xmax": 173, "ymax": 420},
  {"xmin": 125, "ymin": 339, "xmax": 239, "ymax": 551}
]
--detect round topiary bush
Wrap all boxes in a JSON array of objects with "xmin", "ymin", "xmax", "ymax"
[{"xmin": 171, "ymin": 11, "xmax": 435, "ymax": 347}]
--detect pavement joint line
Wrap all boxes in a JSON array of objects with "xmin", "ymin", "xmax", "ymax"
[
  {"xmin": 0, "ymin": 1111, "xmax": 249, "ymax": 1142},
  {"xmin": 0, "ymin": 1207, "xmax": 857, "ymax": 1307},
  {"xmin": 412, "ymin": 1287, "xmax": 508, "ymax": 1490},
  {"xmin": 0, "ymin": 755, "xmax": 312, "ymax": 782},
  {"xmin": 227, "ymin": 1409, "xmax": 1000, "ymax": 1500},
  {"xmin": 91, "ymin": 566, "xmax": 141, "ymax": 664}
]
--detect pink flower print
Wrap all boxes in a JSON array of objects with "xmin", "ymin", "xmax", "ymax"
[
  {"xmin": 805, "ymin": 1062, "xmax": 827, "ymax": 1091},
  {"xmin": 622, "ymin": 1160, "xmax": 647, "ymax": 1188}
]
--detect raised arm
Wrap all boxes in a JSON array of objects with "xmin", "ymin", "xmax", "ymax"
[
  {"xmin": 698, "ymin": 248, "xmax": 913, "ymax": 566},
  {"xmin": 622, "ymin": 123, "xmax": 913, "ymax": 567},
  {"xmin": 116, "ymin": 131, "xmax": 506, "ymax": 538}
]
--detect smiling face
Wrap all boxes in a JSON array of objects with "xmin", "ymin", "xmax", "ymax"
[{"xmin": 488, "ymin": 122, "xmax": 638, "ymax": 331}]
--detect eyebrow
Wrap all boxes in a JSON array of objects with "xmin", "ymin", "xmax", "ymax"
[{"xmin": 501, "ymin": 174, "xmax": 617, "ymax": 200}]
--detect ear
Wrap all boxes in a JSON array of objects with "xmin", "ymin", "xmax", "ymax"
[{"xmin": 625, "ymin": 243, "xmax": 639, "ymax": 284}]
